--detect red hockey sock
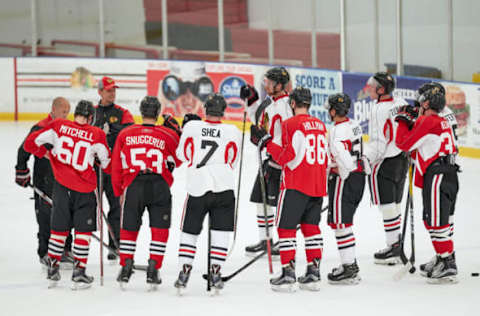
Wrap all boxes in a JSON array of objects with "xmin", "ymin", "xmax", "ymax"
[
  {"xmin": 119, "ymin": 229, "xmax": 139, "ymax": 267},
  {"xmin": 277, "ymin": 228, "xmax": 297, "ymax": 266},
  {"xmin": 301, "ymin": 224, "xmax": 322, "ymax": 263},
  {"xmin": 150, "ymin": 228, "xmax": 169, "ymax": 269},
  {"xmin": 48, "ymin": 230, "xmax": 69, "ymax": 262},
  {"xmin": 425, "ymin": 222, "xmax": 454, "ymax": 256},
  {"xmin": 73, "ymin": 231, "xmax": 92, "ymax": 268}
]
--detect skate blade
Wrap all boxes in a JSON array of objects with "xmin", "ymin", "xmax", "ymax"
[
  {"xmin": 271, "ymin": 283, "xmax": 297, "ymax": 293},
  {"xmin": 119, "ymin": 281, "xmax": 128, "ymax": 291},
  {"xmin": 176, "ymin": 287, "xmax": 186, "ymax": 296},
  {"xmin": 71, "ymin": 282, "xmax": 92, "ymax": 290},
  {"xmin": 299, "ymin": 282, "xmax": 321, "ymax": 291},
  {"xmin": 426, "ymin": 276, "xmax": 458, "ymax": 284},
  {"xmin": 208, "ymin": 288, "xmax": 221, "ymax": 296},
  {"xmin": 374, "ymin": 257, "xmax": 401, "ymax": 266},
  {"xmin": 328, "ymin": 275, "xmax": 361, "ymax": 285},
  {"xmin": 48, "ymin": 280, "xmax": 59, "ymax": 289}
]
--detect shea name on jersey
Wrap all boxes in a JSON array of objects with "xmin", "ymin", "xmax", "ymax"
[
  {"xmin": 126, "ymin": 135, "xmax": 165, "ymax": 149},
  {"xmin": 59, "ymin": 124, "xmax": 93, "ymax": 142},
  {"xmin": 202, "ymin": 127, "xmax": 221, "ymax": 138},
  {"xmin": 303, "ymin": 121, "xmax": 325, "ymax": 132}
]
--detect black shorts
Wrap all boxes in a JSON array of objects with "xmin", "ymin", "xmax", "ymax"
[
  {"xmin": 181, "ymin": 190, "xmax": 235, "ymax": 235},
  {"xmin": 51, "ymin": 181, "xmax": 97, "ymax": 232},
  {"xmin": 250, "ymin": 160, "xmax": 281, "ymax": 207},
  {"xmin": 422, "ymin": 161, "xmax": 459, "ymax": 227},
  {"xmin": 369, "ymin": 153, "xmax": 408, "ymax": 205},
  {"xmin": 121, "ymin": 174, "xmax": 172, "ymax": 231},
  {"xmin": 276, "ymin": 189, "xmax": 323, "ymax": 229},
  {"xmin": 328, "ymin": 172, "xmax": 365, "ymax": 228}
]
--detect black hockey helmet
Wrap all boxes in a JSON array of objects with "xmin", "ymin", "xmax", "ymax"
[
  {"xmin": 418, "ymin": 82, "xmax": 446, "ymax": 97},
  {"xmin": 74, "ymin": 100, "xmax": 94, "ymax": 118},
  {"xmin": 204, "ymin": 93, "xmax": 227, "ymax": 117},
  {"xmin": 418, "ymin": 86, "xmax": 446, "ymax": 112},
  {"xmin": 325, "ymin": 93, "xmax": 351, "ymax": 116},
  {"xmin": 265, "ymin": 67, "xmax": 290, "ymax": 88},
  {"xmin": 368, "ymin": 71, "xmax": 395, "ymax": 96},
  {"xmin": 289, "ymin": 87, "xmax": 312, "ymax": 108},
  {"xmin": 140, "ymin": 96, "xmax": 161, "ymax": 119}
]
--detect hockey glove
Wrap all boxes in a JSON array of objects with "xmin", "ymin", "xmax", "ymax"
[
  {"xmin": 395, "ymin": 110, "xmax": 416, "ymax": 130},
  {"xmin": 250, "ymin": 124, "xmax": 268, "ymax": 146},
  {"xmin": 182, "ymin": 113, "xmax": 201, "ymax": 128},
  {"xmin": 398, "ymin": 105, "xmax": 419, "ymax": 119},
  {"xmin": 162, "ymin": 114, "xmax": 182, "ymax": 136},
  {"xmin": 15, "ymin": 168, "xmax": 31, "ymax": 188},
  {"xmin": 240, "ymin": 84, "xmax": 259, "ymax": 106}
]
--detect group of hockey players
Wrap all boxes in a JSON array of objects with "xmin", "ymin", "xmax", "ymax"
[{"xmin": 15, "ymin": 67, "xmax": 460, "ymax": 293}]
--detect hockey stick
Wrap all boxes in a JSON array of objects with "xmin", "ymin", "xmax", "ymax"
[
  {"xmin": 408, "ymin": 163, "xmax": 416, "ymax": 271},
  {"xmin": 201, "ymin": 205, "xmax": 330, "ymax": 283},
  {"xmin": 257, "ymin": 144, "xmax": 273, "ymax": 274},
  {"xmin": 99, "ymin": 169, "xmax": 104, "ymax": 286},
  {"xmin": 29, "ymin": 184, "xmax": 53, "ymax": 205},
  {"xmin": 394, "ymin": 159, "xmax": 416, "ymax": 281},
  {"xmin": 228, "ymin": 107, "xmax": 248, "ymax": 258},
  {"xmin": 207, "ymin": 215, "xmax": 212, "ymax": 292}
]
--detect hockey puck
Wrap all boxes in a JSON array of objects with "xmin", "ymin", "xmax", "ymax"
[{"xmin": 471, "ymin": 273, "xmax": 479, "ymax": 277}]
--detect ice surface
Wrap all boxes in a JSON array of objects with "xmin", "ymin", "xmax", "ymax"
[{"xmin": 1, "ymin": 122, "xmax": 479, "ymax": 316}]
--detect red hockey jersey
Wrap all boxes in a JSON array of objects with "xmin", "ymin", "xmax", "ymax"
[
  {"xmin": 111, "ymin": 124, "xmax": 181, "ymax": 196},
  {"xmin": 266, "ymin": 114, "xmax": 328, "ymax": 197},
  {"xmin": 24, "ymin": 118, "xmax": 111, "ymax": 193},
  {"xmin": 395, "ymin": 114, "xmax": 457, "ymax": 188}
]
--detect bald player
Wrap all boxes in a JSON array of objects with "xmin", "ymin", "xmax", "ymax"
[{"xmin": 15, "ymin": 97, "xmax": 75, "ymax": 269}]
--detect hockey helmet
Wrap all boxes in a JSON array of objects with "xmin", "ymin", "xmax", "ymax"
[
  {"xmin": 74, "ymin": 100, "xmax": 94, "ymax": 118},
  {"xmin": 418, "ymin": 87, "xmax": 446, "ymax": 112},
  {"xmin": 204, "ymin": 93, "xmax": 227, "ymax": 117},
  {"xmin": 265, "ymin": 67, "xmax": 290, "ymax": 88},
  {"xmin": 368, "ymin": 71, "xmax": 395, "ymax": 96},
  {"xmin": 417, "ymin": 82, "xmax": 446, "ymax": 97},
  {"xmin": 140, "ymin": 96, "xmax": 161, "ymax": 119},
  {"xmin": 325, "ymin": 93, "xmax": 351, "ymax": 116}
]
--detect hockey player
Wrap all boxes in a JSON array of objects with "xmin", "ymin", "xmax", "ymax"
[
  {"xmin": 364, "ymin": 72, "xmax": 409, "ymax": 265},
  {"xmin": 93, "ymin": 76, "xmax": 135, "ymax": 260},
  {"xmin": 23, "ymin": 100, "xmax": 111, "ymax": 290},
  {"xmin": 15, "ymin": 97, "xmax": 74, "ymax": 268},
  {"xmin": 112, "ymin": 96, "xmax": 181, "ymax": 290},
  {"xmin": 324, "ymin": 93, "xmax": 370, "ymax": 284},
  {"xmin": 244, "ymin": 67, "xmax": 293, "ymax": 257},
  {"xmin": 395, "ymin": 87, "xmax": 459, "ymax": 284},
  {"xmin": 173, "ymin": 94, "xmax": 241, "ymax": 294},
  {"xmin": 410, "ymin": 82, "xmax": 459, "ymax": 278},
  {"xmin": 251, "ymin": 87, "xmax": 327, "ymax": 292}
]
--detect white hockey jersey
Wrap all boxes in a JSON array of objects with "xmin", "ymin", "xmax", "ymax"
[
  {"xmin": 364, "ymin": 97, "xmax": 408, "ymax": 165},
  {"xmin": 439, "ymin": 106, "xmax": 458, "ymax": 143},
  {"xmin": 176, "ymin": 120, "xmax": 242, "ymax": 197},
  {"xmin": 328, "ymin": 118, "xmax": 364, "ymax": 180},
  {"xmin": 260, "ymin": 94, "xmax": 293, "ymax": 146}
]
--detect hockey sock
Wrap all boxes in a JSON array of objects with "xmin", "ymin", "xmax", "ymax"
[
  {"xmin": 448, "ymin": 215, "xmax": 454, "ymax": 238},
  {"xmin": 301, "ymin": 223, "xmax": 323, "ymax": 263},
  {"xmin": 73, "ymin": 231, "xmax": 91, "ymax": 268},
  {"xmin": 425, "ymin": 222, "xmax": 453, "ymax": 257},
  {"xmin": 48, "ymin": 230, "xmax": 69, "ymax": 262},
  {"xmin": 150, "ymin": 228, "xmax": 169, "ymax": 269},
  {"xmin": 210, "ymin": 230, "xmax": 231, "ymax": 268},
  {"xmin": 334, "ymin": 227, "xmax": 356, "ymax": 265},
  {"xmin": 380, "ymin": 203, "xmax": 401, "ymax": 246},
  {"xmin": 256, "ymin": 203, "xmax": 274, "ymax": 241},
  {"xmin": 277, "ymin": 228, "xmax": 297, "ymax": 266},
  {"xmin": 178, "ymin": 232, "xmax": 198, "ymax": 267},
  {"xmin": 119, "ymin": 229, "xmax": 139, "ymax": 267}
]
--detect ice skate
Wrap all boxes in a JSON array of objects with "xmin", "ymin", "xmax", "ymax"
[
  {"xmin": 208, "ymin": 264, "xmax": 224, "ymax": 296},
  {"xmin": 245, "ymin": 239, "xmax": 279, "ymax": 260},
  {"xmin": 146, "ymin": 259, "xmax": 161, "ymax": 291},
  {"xmin": 298, "ymin": 258, "xmax": 321, "ymax": 291},
  {"xmin": 39, "ymin": 254, "xmax": 49, "ymax": 271},
  {"xmin": 270, "ymin": 261, "xmax": 296, "ymax": 292},
  {"xmin": 59, "ymin": 250, "xmax": 74, "ymax": 270},
  {"xmin": 117, "ymin": 258, "xmax": 134, "ymax": 290},
  {"xmin": 374, "ymin": 241, "xmax": 401, "ymax": 265},
  {"xmin": 107, "ymin": 248, "xmax": 118, "ymax": 264},
  {"xmin": 328, "ymin": 261, "xmax": 361, "ymax": 285},
  {"xmin": 46, "ymin": 257, "xmax": 60, "ymax": 289},
  {"xmin": 174, "ymin": 264, "xmax": 192, "ymax": 296},
  {"xmin": 420, "ymin": 255, "xmax": 439, "ymax": 277},
  {"xmin": 427, "ymin": 253, "xmax": 458, "ymax": 284},
  {"xmin": 71, "ymin": 264, "xmax": 93, "ymax": 290}
]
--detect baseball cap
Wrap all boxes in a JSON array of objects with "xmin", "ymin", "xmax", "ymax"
[{"xmin": 98, "ymin": 76, "xmax": 119, "ymax": 90}]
